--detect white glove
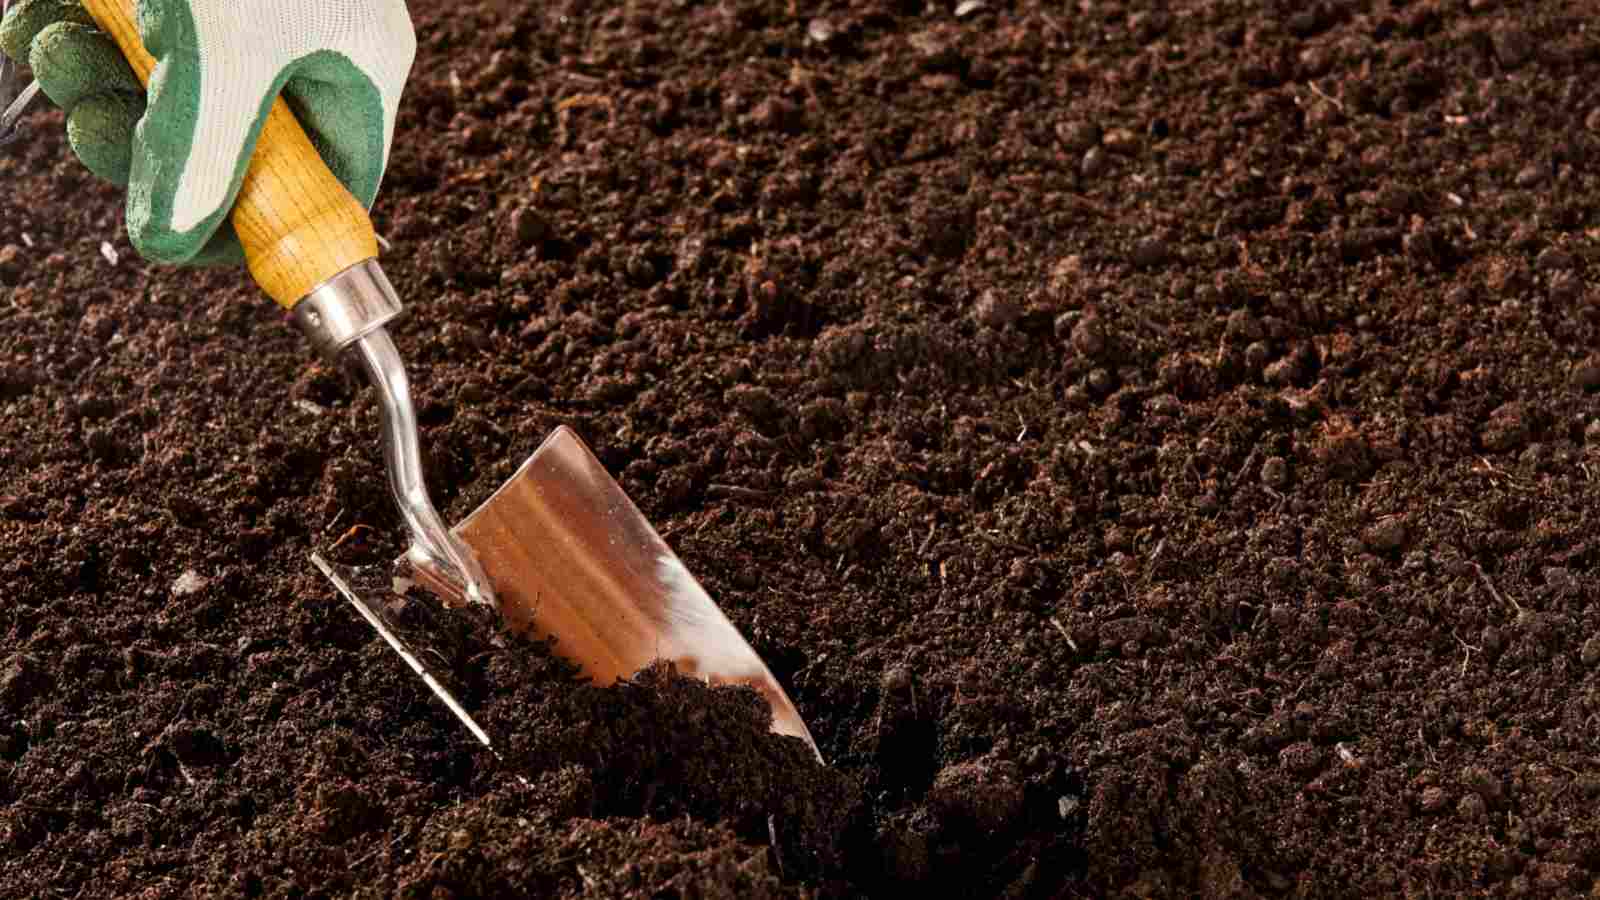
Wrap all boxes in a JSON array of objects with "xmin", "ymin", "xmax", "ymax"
[{"xmin": 2, "ymin": 0, "xmax": 416, "ymax": 265}]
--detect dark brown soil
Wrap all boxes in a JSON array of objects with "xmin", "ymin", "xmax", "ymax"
[{"xmin": 5, "ymin": 0, "xmax": 1600, "ymax": 895}]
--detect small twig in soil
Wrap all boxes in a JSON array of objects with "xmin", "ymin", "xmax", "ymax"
[
  {"xmin": 1135, "ymin": 315, "xmax": 1170, "ymax": 338},
  {"xmin": 767, "ymin": 813, "xmax": 786, "ymax": 878},
  {"xmin": 974, "ymin": 529, "xmax": 1031, "ymax": 556},
  {"xmin": 1050, "ymin": 617, "xmax": 1079, "ymax": 652},
  {"xmin": 555, "ymin": 92, "xmax": 615, "ymax": 145},
  {"xmin": 1307, "ymin": 80, "xmax": 1344, "ymax": 111},
  {"xmin": 1473, "ymin": 457, "xmax": 1532, "ymax": 492},
  {"xmin": 1262, "ymin": 485, "xmax": 1287, "ymax": 513},
  {"xmin": 1246, "ymin": 602, "xmax": 1268, "ymax": 632},
  {"xmin": 330, "ymin": 524, "xmax": 375, "ymax": 550},
  {"xmin": 1453, "ymin": 629, "xmax": 1481, "ymax": 675},
  {"xmin": 556, "ymin": 93, "xmax": 614, "ymax": 114},
  {"xmin": 705, "ymin": 484, "xmax": 772, "ymax": 502},
  {"xmin": 1227, "ymin": 445, "xmax": 1263, "ymax": 493},
  {"xmin": 1472, "ymin": 563, "xmax": 1521, "ymax": 613},
  {"xmin": 1062, "ymin": 192, "xmax": 1117, "ymax": 219},
  {"xmin": 346, "ymin": 844, "xmax": 384, "ymax": 871},
  {"xmin": 1335, "ymin": 742, "xmax": 1361, "ymax": 769}
]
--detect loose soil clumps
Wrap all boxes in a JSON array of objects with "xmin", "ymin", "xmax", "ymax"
[{"xmin": 5, "ymin": 0, "xmax": 1600, "ymax": 896}]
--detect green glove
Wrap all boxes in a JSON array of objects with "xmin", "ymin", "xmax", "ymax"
[{"xmin": 0, "ymin": 0, "xmax": 415, "ymax": 267}]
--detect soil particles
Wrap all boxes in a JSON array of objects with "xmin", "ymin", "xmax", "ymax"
[{"xmin": 5, "ymin": 0, "xmax": 1600, "ymax": 896}]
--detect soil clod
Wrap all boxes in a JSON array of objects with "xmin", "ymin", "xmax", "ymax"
[{"xmin": 5, "ymin": 0, "xmax": 1600, "ymax": 896}]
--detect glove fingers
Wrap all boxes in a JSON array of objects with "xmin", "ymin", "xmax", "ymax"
[
  {"xmin": 280, "ymin": 63, "xmax": 388, "ymax": 210},
  {"xmin": 30, "ymin": 22, "xmax": 141, "ymax": 112},
  {"xmin": 130, "ymin": 55, "xmax": 273, "ymax": 264},
  {"xmin": 66, "ymin": 90, "xmax": 143, "ymax": 186},
  {"xmin": 0, "ymin": 0, "xmax": 93, "ymax": 63}
]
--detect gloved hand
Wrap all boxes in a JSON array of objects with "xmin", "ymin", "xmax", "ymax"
[{"xmin": 0, "ymin": 0, "xmax": 415, "ymax": 266}]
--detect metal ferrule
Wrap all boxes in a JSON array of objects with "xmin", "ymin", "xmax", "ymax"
[{"xmin": 292, "ymin": 259, "xmax": 405, "ymax": 356}]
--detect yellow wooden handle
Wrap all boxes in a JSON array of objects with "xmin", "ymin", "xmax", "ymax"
[{"xmin": 83, "ymin": 0, "xmax": 379, "ymax": 309}]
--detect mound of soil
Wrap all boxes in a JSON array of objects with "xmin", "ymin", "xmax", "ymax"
[{"xmin": 5, "ymin": 0, "xmax": 1600, "ymax": 895}]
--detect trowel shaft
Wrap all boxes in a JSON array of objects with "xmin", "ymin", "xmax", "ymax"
[{"xmin": 294, "ymin": 264, "xmax": 497, "ymax": 608}]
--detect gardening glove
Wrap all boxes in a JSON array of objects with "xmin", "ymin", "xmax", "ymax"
[{"xmin": 0, "ymin": 0, "xmax": 415, "ymax": 266}]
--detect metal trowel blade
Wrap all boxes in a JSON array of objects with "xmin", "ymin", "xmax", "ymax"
[{"xmin": 412, "ymin": 425, "xmax": 820, "ymax": 761}]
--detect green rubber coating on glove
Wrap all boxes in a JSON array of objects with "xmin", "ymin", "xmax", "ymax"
[
  {"xmin": 184, "ymin": 228, "xmax": 247, "ymax": 268},
  {"xmin": 0, "ymin": 0, "xmax": 91, "ymax": 61},
  {"xmin": 66, "ymin": 90, "xmax": 141, "ymax": 186},
  {"xmin": 30, "ymin": 22, "xmax": 140, "ymax": 111},
  {"xmin": 280, "ymin": 51, "xmax": 386, "ymax": 211},
  {"xmin": 125, "ymin": 0, "xmax": 211, "ymax": 264}
]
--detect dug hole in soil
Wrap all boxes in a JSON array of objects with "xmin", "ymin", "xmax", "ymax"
[{"xmin": 5, "ymin": 0, "xmax": 1600, "ymax": 896}]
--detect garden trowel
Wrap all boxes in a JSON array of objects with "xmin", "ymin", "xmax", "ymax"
[
  {"xmin": 318, "ymin": 426, "xmax": 818, "ymax": 759},
  {"xmin": 78, "ymin": 0, "xmax": 818, "ymax": 759}
]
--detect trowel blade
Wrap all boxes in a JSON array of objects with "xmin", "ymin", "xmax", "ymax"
[{"xmin": 415, "ymin": 425, "xmax": 820, "ymax": 760}]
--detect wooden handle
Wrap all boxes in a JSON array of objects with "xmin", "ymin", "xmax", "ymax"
[{"xmin": 84, "ymin": 0, "xmax": 379, "ymax": 309}]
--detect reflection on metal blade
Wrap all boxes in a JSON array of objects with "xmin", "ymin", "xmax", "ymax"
[
  {"xmin": 413, "ymin": 426, "xmax": 821, "ymax": 762},
  {"xmin": 310, "ymin": 552, "xmax": 494, "ymax": 750}
]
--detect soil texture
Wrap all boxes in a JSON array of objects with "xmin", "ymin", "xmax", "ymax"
[{"xmin": 6, "ymin": 0, "xmax": 1600, "ymax": 896}]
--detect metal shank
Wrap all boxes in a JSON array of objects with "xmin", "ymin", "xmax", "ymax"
[{"xmin": 291, "ymin": 259, "xmax": 496, "ymax": 608}]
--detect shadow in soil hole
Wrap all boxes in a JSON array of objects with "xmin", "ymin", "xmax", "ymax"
[{"xmin": 869, "ymin": 701, "xmax": 940, "ymax": 808}]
